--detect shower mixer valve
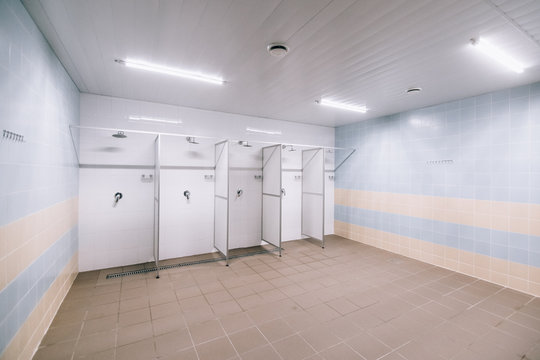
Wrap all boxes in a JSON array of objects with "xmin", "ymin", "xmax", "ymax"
[
  {"xmin": 183, "ymin": 190, "xmax": 191, "ymax": 200},
  {"xmin": 236, "ymin": 189, "xmax": 243, "ymax": 197},
  {"xmin": 113, "ymin": 192, "xmax": 123, "ymax": 207}
]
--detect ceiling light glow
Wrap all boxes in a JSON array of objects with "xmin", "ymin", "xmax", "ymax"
[
  {"xmin": 116, "ymin": 59, "xmax": 224, "ymax": 85},
  {"xmin": 245, "ymin": 127, "xmax": 282, "ymax": 135},
  {"xmin": 470, "ymin": 38, "xmax": 524, "ymax": 74},
  {"xmin": 317, "ymin": 99, "xmax": 367, "ymax": 113},
  {"xmin": 128, "ymin": 115, "xmax": 182, "ymax": 125}
]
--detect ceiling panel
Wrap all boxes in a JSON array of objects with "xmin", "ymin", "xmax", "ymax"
[{"xmin": 22, "ymin": 0, "xmax": 540, "ymax": 127}]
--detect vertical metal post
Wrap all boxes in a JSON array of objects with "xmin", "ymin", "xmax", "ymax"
[{"xmin": 154, "ymin": 135, "xmax": 161, "ymax": 278}]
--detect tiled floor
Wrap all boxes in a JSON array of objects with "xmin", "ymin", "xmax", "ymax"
[{"xmin": 34, "ymin": 236, "xmax": 540, "ymax": 360}]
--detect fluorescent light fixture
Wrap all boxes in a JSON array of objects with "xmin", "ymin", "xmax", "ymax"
[
  {"xmin": 116, "ymin": 59, "xmax": 224, "ymax": 85},
  {"xmin": 317, "ymin": 99, "xmax": 367, "ymax": 113},
  {"xmin": 470, "ymin": 38, "xmax": 524, "ymax": 74},
  {"xmin": 128, "ymin": 115, "xmax": 182, "ymax": 125},
  {"xmin": 246, "ymin": 127, "xmax": 282, "ymax": 135}
]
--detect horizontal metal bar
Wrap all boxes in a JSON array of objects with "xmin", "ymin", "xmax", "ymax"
[
  {"xmin": 215, "ymin": 195, "xmax": 228, "ymax": 200},
  {"xmin": 302, "ymin": 192, "xmax": 324, "ymax": 196},
  {"xmin": 262, "ymin": 193, "xmax": 281, "ymax": 197},
  {"xmin": 229, "ymin": 167, "xmax": 262, "ymax": 171},
  {"xmin": 161, "ymin": 165, "xmax": 214, "ymax": 170},
  {"xmin": 261, "ymin": 239, "xmax": 281, "ymax": 249},
  {"xmin": 71, "ymin": 125, "xmax": 223, "ymax": 140},
  {"xmin": 80, "ymin": 164, "xmax": 154, "ymax": 169}
]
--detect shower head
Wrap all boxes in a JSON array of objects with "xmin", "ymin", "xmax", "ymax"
[
  {"xmin": 282, "ymin": 145, "xmax": 296, "ymax": 152},
  {"xmin": 186, "ymin": 137, "xmax": 199, "ymax": 144},
  {"xmin": 238, "ymin": 140, "xmax": 252, "ymax": 148},
  {"xmin": 112, "ymin": 131, "xmax": 127, "ymax": 138}
]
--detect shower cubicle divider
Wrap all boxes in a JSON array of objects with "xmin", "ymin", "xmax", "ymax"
[
  {"xmin": 261, "ymin": 144, "xmax": 283, "ymax": 256},
  {"xmin": 302, "ymin": 148, "xmax": 325, "ymax": 248},
  {"xmin": 214, "ymin": 140, "xmax": 230, "ymax": 264}
]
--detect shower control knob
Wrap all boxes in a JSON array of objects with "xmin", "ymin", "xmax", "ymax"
[
  {"xmin": 113, "ymin": 192, "xmax": 123, "ymax": 207},
  {"xmin": 183, "ymin": 190, "xmax": 191, "ymax": 200}
]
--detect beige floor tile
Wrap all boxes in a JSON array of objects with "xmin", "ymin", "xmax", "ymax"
[
  {"xmin": 326, "ymin": 297, "xmax": 360, "ymax": 315},
  {"xmin": 299, "ymin": 324, "xmax": 341, "ymax": 352},
  {"xmin": 205, "ymin": 289, "xmax": 235, "ymax": 304},
  {"xmin": 240, "ymin": 344, "xmax": 281, "ymax": 360},
  {"xmin": 272, "ymin": 334, "xmax": 316, "ymax": 360},
  {"xmin": 41, "ymin": 323, "xmax": 82, "ymax": 345},
  {"xmin": 74, "ymin": 329, "xmax": 116, "ymax": 356},
  {"xmin": 219, "ymin": 312, "xmax": 255, "ymax": 334},
  {"xmin": 196, "ymin": 336, "xmax": 237, "ymax": 360},
  {"xmin": 152, "ymin": 314, "xmax": 186, "ymax": 336},
  {"xmin": 345, "ymin": 332, "xmax": 392, "ymax": 360},
  {"xmin": 258, "ymin": 318, "xmax": 296, "ymax": 342},
  {"xmin": 189, "ymin": 319, "xmax": 226, "ymax": 344},
  {"xmin": 117, "ymin": 321, "xmax": 153, "ymax": 347},
  {"xmin": 155, "ymin": 328, "xmax": 193, "ymax": 356},
  {"xmin": 80, "ymin": 314, "xmax": 117, "ymax": 337},
  {"xmin": 86, "ymin": 302, "xmax": 119, "ymax": 320},
  {"xmin": 306, "ymin": 303, "xmax": 342, "ymax": 322},
  {"xmin": 183, "ymin": 304, "xmax": 216, "ymax": 325},
  {"xmin": 116, "ymin": 338, "xmax": 156, "ymax": 360},
  {"xmin": 151, "ymin": 301, "xmax": 181, "ymax": 320},
  {"xmin": 228, "ymin": 326, "xmax": 268, "ymax": 354},
  {"xmin": 160, "ymin": 346, "xmax": 198, "ymax": 360},
  {"xmin": 319, "ymin": 343, "xmax": 364, "ymax": 360},
  {"xmin": 119, "ymin": 307, "xmax": 151, "ymax": 327},
  {"xmin": 33, "ymin": 340, "xmax": 76, "ymax": 360},
  {"xmin": 119, "ymin": 296, "xmax": 149, "ymax": 313},
  {"xmin": 175, "ymin": 285, "xmax": 202, "ymax": 300},
  {"xmin": 211, "ymin": 299, "xmax": 243, "ymax": 316}
]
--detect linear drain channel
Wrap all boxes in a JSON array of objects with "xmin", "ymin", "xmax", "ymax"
[{"xmin": 106, "ymin": 248, "xmax": 280, "ymax": 279}]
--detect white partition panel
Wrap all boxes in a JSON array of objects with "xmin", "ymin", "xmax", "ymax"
[
  {"xmin": 153, "ymin": 135, "xmax": 161, "ymax": 278},
  {"xmin": 262, "ymin": 145, "xmax": 282, "ymax": 256},
  {"xmin": 214, "ymin": 141, "xmax": 229, "ymax": 264},
  {"xmin": 302, "ymin": 148, "xmax": 325, "ymax": 247}
]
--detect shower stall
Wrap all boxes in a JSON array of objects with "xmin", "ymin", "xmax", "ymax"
[{"xmin": 71, "ymin": 125, "xmax": 354, "ymax": 275}]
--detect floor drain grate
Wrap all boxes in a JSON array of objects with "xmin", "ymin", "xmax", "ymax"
[{"xmin": 106, "ymin": 248, "xmax": 280, "ymax": 279}]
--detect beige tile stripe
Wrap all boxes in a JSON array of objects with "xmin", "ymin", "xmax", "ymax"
[
  {"xmin": 0, "ymin": 197, "xmax": 78, "ymax": 292},
  {"xmin": 335, "ymin": 188, "xmax": 540, "ymax": 237},
  {"xmin": 335, "ymin": 220, "xmax": 540, "ymax": 297},
  {"xmin": 0, "ymin": 252, "xmax": 78, "ymax": 360}
]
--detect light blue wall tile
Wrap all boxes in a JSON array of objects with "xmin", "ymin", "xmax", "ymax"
[
  {"xmin": 336, "ymin": 81, "xmax": 539, "ymax": 268},
  {"xmin": 0, "ymin": 0, "xmax": 79, "ymax": 356}
]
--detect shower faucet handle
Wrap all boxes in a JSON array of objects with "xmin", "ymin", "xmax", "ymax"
[
  {"xmin": 113, "ymin": 192, "xmax": 123, "ymax": 207},
  {"xmin": 281, "ymin": 188, "xmax": 286, "ymax": 196},
  {"xmin": 183, "ymin": 190, "xmax": 191, "ymax": 200},
  {"xmin": 236, "ymin": 188, "xmax": 243, "ymax": 197}
]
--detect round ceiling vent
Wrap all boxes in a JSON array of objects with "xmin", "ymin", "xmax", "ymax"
[{"xmin": 267, "ymin": 43, "xmax": 289, "ymax": 57}]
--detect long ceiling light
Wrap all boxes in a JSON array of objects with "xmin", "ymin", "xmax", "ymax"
[
  {"xmin": 128, "ymin": 115, "xmax": 182, "ymax": 125},
  {"xmin": 470, "ymin": 38, "xmax": 524, "ymax": 74},
  {"xmin": 317, "ymin": 99, "xmax": 367, "ymax": 113},
  {"xmin": 115, "ymin": 59, "xmax": 224, "ymax": 85},
  {"xmin": 246, "ymin": 127, "xmax": 282, "ymax": 135}
]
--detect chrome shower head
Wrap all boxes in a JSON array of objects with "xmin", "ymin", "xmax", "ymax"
[
  {"xmin": 238, "ymin": 140, "xmax": 252, "ymax": 148},
  {"xmin": 186, "ymin": 137, "xmax": 199, "ymax": 144},
  {"xmin": 112, "ymin": 131, "xmax": 127, "ymax": 138}
]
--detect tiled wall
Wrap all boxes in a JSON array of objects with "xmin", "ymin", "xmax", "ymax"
[
  {"xmin": 0, "ymin": 0, "xmax": 80, "ymax": 358},
  {"xmin": 335, "ymin": 82, "xmax": 540, "ymax": 296}
]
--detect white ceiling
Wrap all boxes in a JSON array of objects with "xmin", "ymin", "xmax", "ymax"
[{"xmin": 23, "ymin": 0, "xmax": 540, "ymax": 127}]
